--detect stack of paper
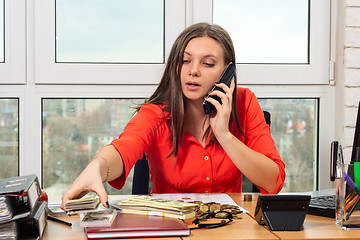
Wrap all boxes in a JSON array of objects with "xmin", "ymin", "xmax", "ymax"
[
  {"xmin": 0, "ymin": 221, "xmax": 17, "ymax": 239},
  {"xmin": 117, "ymin": 195, "xmax": 198, "ymax": 219}
]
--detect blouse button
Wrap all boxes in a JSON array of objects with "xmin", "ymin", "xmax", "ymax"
[
  {"xmin": 204, "ymin": 156, "xmax": 209, "ymax": 161},
  {"xmin": 205, "ymin": 176, "xmax": 211, "ymax": 181},
  {"xmin": 204, "ymin": 190, "xmax": 209, "ymax": 193}
]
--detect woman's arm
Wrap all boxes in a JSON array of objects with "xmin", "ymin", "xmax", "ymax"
[
  {"xmin": 216, "ymin": 133, "xmax": 280, "ymax": 193},
  {"xmin": 207, "ymin": 81, "xmax": 282, "ymax": 193},
  {"xmin": 60, "ymin": 145, "xmax": 124, "ymax": 210}
]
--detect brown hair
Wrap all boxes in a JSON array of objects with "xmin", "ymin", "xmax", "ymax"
[{"xmin": 139, "ymin": 22, "xmax": 245, "ymax": 159}]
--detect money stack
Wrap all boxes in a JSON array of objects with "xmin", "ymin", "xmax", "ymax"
[
  {"xmin": 117, "ymin": 195, "xmax": 199, "ymax": 219},
  {"xmin": 65, "ymin": 197, "xmax": 100, "ymax": 215}
]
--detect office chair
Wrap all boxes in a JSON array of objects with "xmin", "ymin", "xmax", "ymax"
[{"xmin": 131, "ymin": 111, "xmax": 271, "ymax": 194}]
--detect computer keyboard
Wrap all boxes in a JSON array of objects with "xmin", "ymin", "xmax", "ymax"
[{"xmin": 308, "ymin": 194, "xmax": 336, "ymax": 218}]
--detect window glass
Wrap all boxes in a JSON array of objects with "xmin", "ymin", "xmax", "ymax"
[
  {"xmin": 0, "ymin": 99, "xmax": 19, "ymax": 178},
  {"xmin": 42, "ymin": 98, "xmax": 143, "ymax": 202},
  {"xmin": 258, "ymin": 98, "xmax": 318, "ymax": 192},
  {"xmin": 213, "ymin": 0, "xmax": 309, "ymax": 64},
  {"xmin": 55, "ymin": 0, "xmax": 164, "ymax": 63},
  {"xmin": 0, "ymin": 0, "xmax": 4, "ymax": 63}
]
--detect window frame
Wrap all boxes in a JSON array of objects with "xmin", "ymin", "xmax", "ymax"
[
  {"xmin": 0, "ymin": 0, "xmax": 336, "ymax": 193},
  {"xmin": 192, "ymin": 0, "xmax": 331, "ymax": 85},
  {"xmin": 34, "ymin": 0, "xmax": 186, "ymax": 84},
  {"xmin": 0, "ymin": 0, "xmax": 26, "ymax": 83}
]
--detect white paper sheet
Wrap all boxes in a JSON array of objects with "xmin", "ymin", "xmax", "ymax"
[{"xmin": 152, "ymin": 193, "xmax": 248, "ymax": 213}]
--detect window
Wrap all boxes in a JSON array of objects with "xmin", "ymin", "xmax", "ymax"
[
  {"xmin": 0, "ymin": 1, "xmax": 335, "ymax": 200},
  {"xmin": 55, "ymin": 0, "xmax": 164, "ymax": 63},
  {"xmin": 214, "ymin": 0, "xmax": 309, "ymax": 64},
  {"xmin": 0, "ymin": 98, "xmax": 19, "ymax": 178},
  {"xmin": 0, "ymin": 0, "xmax": 26, "ymax": 83},
  {"xmin": 0, "ymin": 0, "xmax": 4, "ymax": 63},
  {"xmin": 210, "ymin": 0, "xmax": 330, "ymax": 85},
  {"xmin": 259, "ymin": 98, "xmax": 318, "ymax": 192},
  {"xmin": 35, "ymin": 0, "xmax": 185, "ymax": 84},
  {"xmin": 42, "ymin": 98, "xmax": 143, "ymax": 202}
]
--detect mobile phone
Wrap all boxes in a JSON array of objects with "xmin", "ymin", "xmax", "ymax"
[
  {"xmin": 203, "ymin": 63, "xmax": 236, "ymax": 114},
  {"xmin": 330, "ymin": 140, "xmax": 338, "ymax": 181}
]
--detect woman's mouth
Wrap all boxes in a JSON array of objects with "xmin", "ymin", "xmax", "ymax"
[{"xmin": 186, "ymin": 81, "xmax": 200, "ymax": 90}]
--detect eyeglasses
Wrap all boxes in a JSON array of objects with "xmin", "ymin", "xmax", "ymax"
[{"xmin": 191, "ymin": 211, "xmax": 233, "ymax": 229}]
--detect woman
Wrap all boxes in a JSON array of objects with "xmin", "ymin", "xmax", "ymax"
[{"xmin": 61, "ymin": 22, "xmax": 285, "ymax": 210}]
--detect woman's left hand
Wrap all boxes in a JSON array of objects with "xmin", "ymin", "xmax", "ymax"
[{"xmin": 206, "ymin": 78, "xmax": 235, "ymax": 142}]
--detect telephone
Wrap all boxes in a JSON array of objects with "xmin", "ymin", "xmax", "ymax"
[{"xmin": 203, "ymin": 63, "xmax": 236, "ymax": 114}]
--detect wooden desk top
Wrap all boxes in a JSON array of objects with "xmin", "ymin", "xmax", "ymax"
[
  {"xmin": 230, "ymin": 193, "xmax": 360, "ymax": 240},
  {"xmin": 42, "ymin": 193, "xmax": 360, "ymax": 240}
]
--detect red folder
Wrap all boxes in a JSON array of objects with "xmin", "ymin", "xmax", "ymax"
[{"xmin": 85, "ymin": 213, "xmax": 190, "ymax": 239}]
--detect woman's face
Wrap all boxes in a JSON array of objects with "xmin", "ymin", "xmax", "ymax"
[{"xmin": 180, "ymin": 37, "xmax": 226, "ymax": 104}]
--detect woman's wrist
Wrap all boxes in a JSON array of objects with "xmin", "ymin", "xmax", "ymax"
[
  {"xmin": 215, "ymin": 130, "xmax": 233, "ymax": 146},
  {"xmin": 92, "ymin": 156, "xmax": 111, "ymax": 183}
]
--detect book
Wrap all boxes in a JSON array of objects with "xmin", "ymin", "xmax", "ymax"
[
  {"xmin": 81, "ymin": 209, "xmax": 117, "ymax": 228},
  {"xmin": 85, "ymin": 213, "xmax": 190, "ymax": 239},
  {"xmin": 17, "ymin": 200, "xmax": 48, "ymax": 239},
  {"xmin": 0, "ymin": 220, "xmax": 17, "ymax": 240},
  {"xmin": 0, "ymin": 200, "xmax": 48, "ymax": 240},
  {"xmin": 0, "ymin": 174, "xmax": 42, "ymax": 223}
]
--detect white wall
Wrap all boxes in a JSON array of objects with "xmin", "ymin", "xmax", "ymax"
[{"xmin": 338, "ymin": 0, "xmax": 360, "ymax": 162}]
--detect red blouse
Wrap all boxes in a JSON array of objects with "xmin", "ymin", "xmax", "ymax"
[{"xmin": 109, "ymin": 87, "xmax": 285, "ymax": 194}]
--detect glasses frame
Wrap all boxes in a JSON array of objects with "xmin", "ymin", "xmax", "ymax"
[{"xmin": 191, "ymin": 210, "xmax": 233, "ymax": 229}]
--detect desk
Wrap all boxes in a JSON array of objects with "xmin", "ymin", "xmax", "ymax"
[{"xmin": 42, "ymin": 193, "xmax": 360, "ymax": 240}]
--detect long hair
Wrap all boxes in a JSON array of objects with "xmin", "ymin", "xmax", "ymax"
[{"xmin": 138, "ymin": 22, "xmax": 245, "ymax": 159}]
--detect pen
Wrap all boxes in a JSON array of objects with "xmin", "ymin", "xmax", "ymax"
[
  {"xmin": 344, "ymin": 173, "xmax": 360, "ymax": 196},
  {"xmin": 345, "ymin": 196, "xmax": 360, "ymax": 221},
  {"xmin": 47, "ymin": 215, "xmax": 72, "ymax": 227}
]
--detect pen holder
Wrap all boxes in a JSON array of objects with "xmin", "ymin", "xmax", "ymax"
[{"xmin": 336, "ymin": 163, "xmax": 360, "ymax": 229}]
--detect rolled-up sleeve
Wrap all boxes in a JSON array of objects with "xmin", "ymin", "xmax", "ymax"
[{"xmin": 107, "ymin": 104, "xmax": 166, "ymax": 190}]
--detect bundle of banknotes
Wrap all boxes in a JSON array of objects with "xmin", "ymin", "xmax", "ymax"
[
  {"xmin": 117, "ymin": 195, "xmax": 199, "ymax": 219},
  {"xmin": 65, "ymin": 197, "xmax": 100, "ymax": 214}
]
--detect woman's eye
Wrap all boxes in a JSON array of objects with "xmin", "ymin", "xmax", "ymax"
[
  {"xmin": 182, "ymin": 59, "xmax": 190, "ymax": 64},
  {"xmin": 204, "ymin": 62, "xmax": 215, "ymax": 67}
]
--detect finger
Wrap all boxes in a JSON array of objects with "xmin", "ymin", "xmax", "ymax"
[
  {"xmin": 229, "ymin": 78, "xmax": 235, "ymax": 92},
  {"xmin": 61, "ymin": 189, "xmax": 89, "ymax": 211},
  {"xmin": 206, "ymin": 96, "xmax": 222, "ymax": 112},
  {"xmin": 93, "ymin": 184, "xmax": 109, "ymax": 208}
]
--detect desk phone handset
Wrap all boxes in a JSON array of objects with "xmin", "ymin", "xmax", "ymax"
[{"xmin": 203, "ymin": 63, "xmax": 236, "ymax": 114}]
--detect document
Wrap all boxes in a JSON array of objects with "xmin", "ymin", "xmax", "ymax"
[{"xmin": 152, "ymin": 193, "xmax": 248, "ymax": 213}]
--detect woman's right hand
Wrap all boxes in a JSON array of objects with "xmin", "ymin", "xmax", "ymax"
[{"xmin": 60, "ymin": 159, "xmax": 109, "ymax": 211}]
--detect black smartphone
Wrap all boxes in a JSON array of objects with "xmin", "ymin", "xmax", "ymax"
[
  {"xmin": 203, "ymin": 63, "xmax": 236, "ymax": 114},
  {"xmin": 330, "ymin": 140, "xmax": 339, "ymax": 181}
]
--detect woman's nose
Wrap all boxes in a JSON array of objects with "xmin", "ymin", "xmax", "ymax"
[{"xmin": 190, "ymin": 63, "xmax": 200, "ymax": 77}]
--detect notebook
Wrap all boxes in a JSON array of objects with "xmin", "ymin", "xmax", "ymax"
[{"xmin": 85, "ymin": 213, "xmax": 190, "ymax": 239}]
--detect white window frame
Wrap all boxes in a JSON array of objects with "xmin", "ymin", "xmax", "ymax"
[
  {"xmin": 0, "ymin": 0, "xmax": 26, "ymax": 83},
  {"xmin": 190, "ymin": 0, "xmax": 331, "ymax": 85},
  {"xmin": 34, "ymin": 0, "xmax": 186, "ymax": 84},
  {"xmin": 188, "ymin": 0, "xmax": 335, "ymax": 189},
  {"xmin": 0, "ymin": 0, "xmax": 336, "ymax": 192}
]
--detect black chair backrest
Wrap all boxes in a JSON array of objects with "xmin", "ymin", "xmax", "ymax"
[{"xmin": 131, "ymin": 111, "xmax": 271, "ymax": 194}]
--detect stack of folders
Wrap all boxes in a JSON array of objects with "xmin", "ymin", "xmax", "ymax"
[
  {"xmin": 0, "ymin": 174, "xmax": 48, "ymax": 239},
  {"xmin": 117, "ymin": 195, "xmax": 199, "ymax": 219}
]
